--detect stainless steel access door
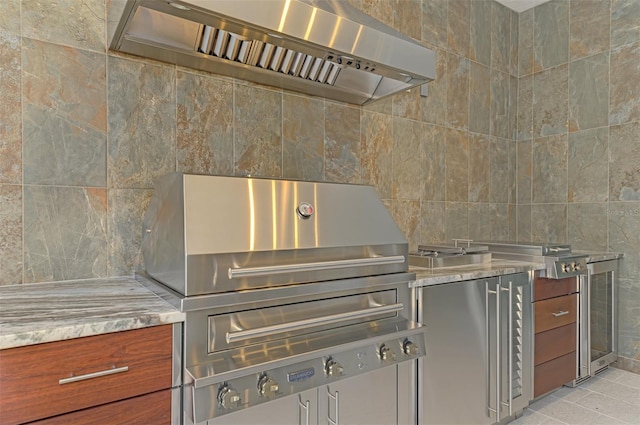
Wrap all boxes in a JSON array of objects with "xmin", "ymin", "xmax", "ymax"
[{"xmin": 418, "ymin": 273, "xmax": 532, "ymax": 425}]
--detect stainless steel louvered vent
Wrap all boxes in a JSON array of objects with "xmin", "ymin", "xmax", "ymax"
[
  {"xmin": 108, "ymin": 0, "xmax": 436, "ymax": 105},
  {"xmin": 197, "ymin": 25, "xmax": 341, "ymax": 85}
]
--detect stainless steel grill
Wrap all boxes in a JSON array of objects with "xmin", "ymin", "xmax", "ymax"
[{"xmin": 140, "ymin": 173, "xmax": 425, "ymax": 424}]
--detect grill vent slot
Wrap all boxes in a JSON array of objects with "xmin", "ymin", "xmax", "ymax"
[{"xmin": 198, "ymin": 25, "xmax": 341, "ymax": 85}]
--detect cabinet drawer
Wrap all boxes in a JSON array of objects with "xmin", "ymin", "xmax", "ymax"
[
  {"xmin": 533, "ymin": 276, "xmax": 577, "ymax": 301},
  {"xmin": 0, "ymin": 325, "xmax": 172, "ymax": 425},
  {"xmin": 534, "ymin": 294, "xmax": 577, "ymax": 333},
  {"xmin": 534, "ymin": 351, "xmax": 576, "ymax": 398},
  {"xmin": 535, "ymin": 323, "xmax": 576, "ymax": 366},
  {"xmin": 30, "ymin": 389, "xmax": 172, "ymax": 425}
]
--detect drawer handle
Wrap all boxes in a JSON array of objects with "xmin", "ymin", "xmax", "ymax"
[
  {"xmin": 552, "ymin": 310, "xmax": 570, "ymax": 317},
  {"xmin": 59, "ymin": 365, "xmax": 129, "ymax": 385}
]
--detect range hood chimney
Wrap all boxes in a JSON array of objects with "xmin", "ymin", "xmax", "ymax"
[{"xmin": 109, "ymin": 0, "xmax": 436, "ymax": 105}]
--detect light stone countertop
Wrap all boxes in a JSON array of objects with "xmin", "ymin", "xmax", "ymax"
[
  {"xmin": 0, "ymin": 277, "xmax": 185, "ymax": 350},
  {"xmin": 409, "ymin": 259, "xmax": 546, "ymax": 288}
]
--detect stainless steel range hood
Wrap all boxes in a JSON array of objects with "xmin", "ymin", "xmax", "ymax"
[{"xmin": 109, "ymin": 0, "xmax": 436, "ymax": 105}]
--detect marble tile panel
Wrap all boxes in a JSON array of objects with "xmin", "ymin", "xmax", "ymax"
[
  {"xmin": 490, "ymin": 138, "xmax": 516, "ymax": 204},
  {"xmin": 469, "ymin": 62, "xmax": 490, "ymax": 135},
  {"xmin": 609, "ymin": 121, "xmax": 640, "ymax": 201},
  {"xmin": 469, "ymin": 203, "xmax": 492, "ymax": 241},
  {"xmin": 24, "ymin": 186, "xmax": 107, "ymax": 283},
  {"xmin": 531, "ymin": 203, "xmax": 567, "ymax": 243},
  {"xmin": 361, "ymin": 0, "xmax": 394, "ymax": 27},
  {"xmin": 392, "ymin": 86, "xmax": 421, "ymax": 121},
  {"xmin": 363, "ymin": 93, "xmax": 392, "ymax": 115},
  {"xmin": 107, "ymin": 189, "xmax": 152, "ymax": 277},
  {"xmin": 393, "ymin": 0, "xmax": 421, "ymax": 40},
  {"xmin": 492, "ymin": 203, "xmax": 514, "ymax": 241},
  {"xmin": 108, "ymin": 56, "xmax": 175, "ymax": 188},
  {"xmin": 0, "ymin": 185, "xmax": 22, "ymax": 285},
  {"xmin": 609, "ymin": 40, "xmax": 640, "ymax": 125},
  {"xmin": 530, "ymin": 395, "xmax": 624, "ymax": 425},
  {"xmin": 568, "ymin": 52, "xmax": 609, "ymax": 132},
  {"xmin": 518, "ymin": 9, "xmax": 534, "ymax": 77},
  {"xmin": 470, "ymin": 0, "xmax": 491, "ymax": 66},
  {"xmin": 468, "ymin": 133, "xmax": 491, "ymax": 203},
  {"xmin": 23, "ymin": 105, "xmax": 107, "ymax": 187},
  {"xmin": 445, "ymin": 202, "xmax": 469, "ymax": 241},
  {"xmin": 445, "ymin": 127, "xmax": 469, "ymax": 202},
  {"xmin": 421, "ymin": 0, "xmax": 448, "ymax": 49},
  {"xmin": 490, "ymin": 69, "xmax": 510, "ymax": 139},
  {"xmin": 22, "ymin": 0, "xmax": 105, "ymax": 52},
  {"xmin": 324, "ymin": 102, "xmax": 361, "ymax": 184},
  {"xmin": 421, "ymin": 124, "xmax": 445, "ymax": 202},
  {"xmin": 533, "ymin": 134, "xmax": 568, "ymax": 203},
  {"xmin": 608, "ymin": 202, "xmax": 640, "ymax": 280},
  {"xmin": 391, "ymin": 200, "xmax": 420, "ymax": 252},
  {"xmin": 447, "ymin": 0, "xmax": 470, "ymax": 58},
  {"xmin": 509, "ymin": 408, "xmax": 566, "ymax": 425},
  {"xmin": 508, "ymin": 75, "xmax": 518, "ymax": 140},
  {"xmin": 446, "ymin": 53, "xmax": 469, "ymax": 129},
  {"xmin": 517, "ymin": 75, "xmax": 533, "ymax": 141},
  {"xmin": 615, "ymin": 356, "xmax": 640, "ymax": 374},
  {"xmin": 420, "ymin": 201, "xmax": 445, "ymax": 244},
  {"xmin": 611, "ymin": 0, "xmax": 640, "ymax": 48},
  {"xmin": 517, "ymin": 140, "xmax": 532, "ymax": 203},
  {"xmin": 568, "ymin": 128, "xmax": 608, "ymax": 202},
  {"xmin": 283, "ymin": 94, "xmax": 324, "ymax": 181},
  {"xmin": 509, "ymin": 9, "xmax": 518, "ymax": 77},
  {"xmin": 392, "ymin": 118, "xmax": 423, "ymax": 201},
  {"xmin": 0, "ymin": 16, "xmax": 21, "ymax": 184},
  {"xmin": 533, "ymin": 64, "xmax": 568, "ymax": 137},
  {"xmin": 22, "ymin": 39, "xmax": 106, "ymax": 187},
  {"xmin": 234, "ymin": 84, "xmax": 283, "ymax": 178},
  {"xmin": 176, "ymin": 71, "xmax": 233, "ymax": 175},
  {"xmin": 361, "ymin": 111, "xmax": 393, "ymax": 199},
  {"xmin": 569, "ymin": 0, "xmax": 610, "ymax": 60},
  {"xmin": 567, "ymin": 203, "xmax": 608, "ymax": 251},
  {"xmin": 0, "ymin": 0, "xmax": 20, "ymax": 36},
  {"xmin": 491, "ymin": 1, "xmax": 511, "ymax": 74},
  {"xmin": 517, "ymin": 204, "xmax": 532, "ymax": 242},
  {"xmin": 421, "ymin": 48, "xmax": 447, "ymax": 125},
  {"xmin": 533, "ymin": 0, "xmax": 570, "ymax": 71}
]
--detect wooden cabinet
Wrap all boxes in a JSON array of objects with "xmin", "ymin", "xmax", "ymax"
[
  {"xmin": 533, "ymin": 275, "xmax": 578, "ymax": 398},
  {"xmin": 0, "ymin": 325, "xmax": 174, "ymax": 425}
]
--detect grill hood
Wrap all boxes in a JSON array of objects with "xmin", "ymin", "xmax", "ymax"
[
  {"xmin": 109, "ymin": 0, "xmax": 436, "ymax": 105},
  {"xmin": 141, "ymin": 173, "xmax": 408, "ymax": 296}
]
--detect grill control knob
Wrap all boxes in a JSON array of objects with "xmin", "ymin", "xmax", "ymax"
[
  {"xmin": 258, "ymin": 375, "xmax": 279, "ymax": 398},
  {"xmin": 379, "ymin": 344, "xmax": 396, "ymax": 362},
  {"xmin": 218, "ymin": 385, "xmax": 241, "ymax": 409},
  {"xmin": 572, "ymin": 262, "xmax": 581, "ymax": 272},
  {"xmin": 325, "ymin": 358, "xmax": 344, "ymax": 377},
  {"xmin": 403, "ymin": 340, "xmax": 419, "ymax": 356},
  {"xmin": 560, "ymin": 263, "xmax": 568, "ymax": 273}
]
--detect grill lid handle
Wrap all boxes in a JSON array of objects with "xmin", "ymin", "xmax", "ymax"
[{"xmin": 228, "ymin": 255, "xmax": 406, "ymax": 279}]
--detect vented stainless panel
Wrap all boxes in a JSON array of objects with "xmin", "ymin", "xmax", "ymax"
[{"xmin": 109, "ymin": 0, "xmax": 436, "ymax": 105}]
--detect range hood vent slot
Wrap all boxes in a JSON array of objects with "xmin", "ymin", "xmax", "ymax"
[{"xmin": 109, "ymin": 0, "xmax": 436, "ymax": 105}]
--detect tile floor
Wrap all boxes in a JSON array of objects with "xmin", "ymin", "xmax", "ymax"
[{"xmin": 511, "ymin": 367, "xmax": 640, "ymax": 425}]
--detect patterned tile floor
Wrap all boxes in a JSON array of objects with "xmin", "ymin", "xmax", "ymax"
[{"xmin": 511, "ymin": 368, "xmax": 640, "ymax": 425}]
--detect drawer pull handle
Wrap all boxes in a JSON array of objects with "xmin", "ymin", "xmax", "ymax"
[
  {"xmin": 59, "ymin": 365, "xmax": 129, "ymax": 385},
  {"xmin": 552, "ymin": 310, "xmax": 570, "ymax": 317}
]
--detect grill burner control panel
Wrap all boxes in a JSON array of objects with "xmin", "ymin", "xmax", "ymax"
[
  {"xmin": 210, "ymin": 336, "xmax": 425, "ymax": 418},
  {"xmin": 544, "ymin": 256, "xmax": 588, "ymax": 279}
]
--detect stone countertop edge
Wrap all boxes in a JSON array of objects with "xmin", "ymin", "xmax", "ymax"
[
  {"xmin": 409, "ymin": 260, "xmax": 546, "ymax": 288},
  {"xmin": 0, "ymin": 277, "xmax": 185, "ymax": 350},
  {"xmin": 573, "ymin": 251, "xmax": 624, "ymax": 263}
]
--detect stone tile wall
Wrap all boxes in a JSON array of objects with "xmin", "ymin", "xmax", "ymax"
[{"xmin": 517, "ymin": 0, "xmax": 640, "ymax": 371}]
